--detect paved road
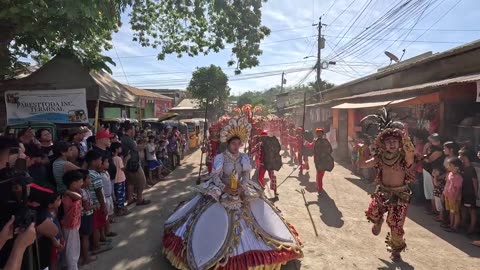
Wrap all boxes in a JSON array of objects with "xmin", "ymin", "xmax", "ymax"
[{"xmin": 88, "ymin": 149, "xmax": 480, "ymax": 270}]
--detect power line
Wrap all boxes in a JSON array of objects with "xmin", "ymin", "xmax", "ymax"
[
  {"xmin": 114, "ymin": 35, "xmax": 317, "ymax": 59},
  {"xmin": 112, "ymin": 44, "xmax": 129, "ymax": 85},
  {"xmin": 328, "ymin": 0, "xmax": 358, "ymax": 25},
  {"xmin": 404, "ymin": 0, "xmax": 463, "ymax": 50}
]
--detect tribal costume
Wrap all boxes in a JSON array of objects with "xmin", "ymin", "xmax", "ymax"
[
  {"xmin": 163, "ymin": 117, "xmax": 303, "ymax": 270},
  {"xmin": 252, "ymin": 130, "xmax": 280, "ymax": 197},
  {"xmin": 295, "ymin": 127, "xmax": 309, "ymax": 174},
  {"xmin": 305, "ymin": 128, "xmax": 334, "ymax": 193},
  {"xmin": 360, "ymin": 107, "xmax": 415, "ymax": 261}
]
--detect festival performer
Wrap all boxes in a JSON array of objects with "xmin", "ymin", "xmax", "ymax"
[
  {"xmin": 252, "ymin": 130, "xmax": 282, "ymax": 199},
  {"xmin": 287, "ymin": 128, "xmax": 298, "ymax": 163},
  {"xmin": 358, "ymin": 107, "xmax": 415, "ymax": 261},
  {"xmin": 163, "ymin": 117, "xmax": 303, "ymax": 270},
  {"xmin": 205, "ymin": 124, "xmax": 221, "ymax": 174},
  {"xmin": 295, "ymin": 127, "xmax": 310, "ymax": 174},
  {"xmin": 305, "ymin": 128, "xmax": 334, "ymax": 193}
]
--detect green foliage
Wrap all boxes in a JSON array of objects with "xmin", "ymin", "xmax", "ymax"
[
  {"xmin": 187, "ymin": 65, "xmax": 230, "ymax": 120},
  {"xmin": 0, "ymin": 0, "xmax": 270, "ymax": 79},
  {"xmin": 236, "ymin": 79, "xmax": 335, "ymax": 110}
]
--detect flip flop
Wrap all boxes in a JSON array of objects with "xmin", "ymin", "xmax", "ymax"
[{"xmin": 472, "ymin": 241, "xmax": 480, "ymax": 247}]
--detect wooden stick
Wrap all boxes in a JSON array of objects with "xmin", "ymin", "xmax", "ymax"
[{"xmin": 296, "ymin": 188, "xmax": 318, "ymax": 237}]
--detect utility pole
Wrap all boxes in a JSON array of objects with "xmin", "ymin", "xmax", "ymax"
[
  {"xmin": 316, "ymin": 16, "xmax": 324, "ymax": 101},
  {"xmin": 280, "ymin": 72, "xmax": 286, "ymax": 92}
]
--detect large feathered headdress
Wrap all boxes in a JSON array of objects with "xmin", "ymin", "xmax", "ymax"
[
  {"xmin": 220, "ymin": 117, "xmax": 252, "ymax": 143},
  {"xmin": 361, "ymin": 105, "xmax": 404, "ymax": 142}
]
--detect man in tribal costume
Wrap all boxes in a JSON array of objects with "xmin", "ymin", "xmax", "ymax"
[
  {"xmin": 305, "ymin": 128, "xmax": 334, "ymax": 193},
  {"xmin": 252, "ymin": 130, "xmax": 282, "ymax": 199},
  {"xmin": 358, "ymin": 108, "xmax": 415, "ymax": 261}
]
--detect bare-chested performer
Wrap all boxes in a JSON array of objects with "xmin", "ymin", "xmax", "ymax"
[{"xmin": 358, "ymin": 108, "xmax": 415, "ymax": 261}]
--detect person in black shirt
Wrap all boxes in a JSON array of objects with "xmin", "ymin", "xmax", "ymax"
[{"xmin": 459, "ymin": 149, "xmax": 478, "ymax": 235}]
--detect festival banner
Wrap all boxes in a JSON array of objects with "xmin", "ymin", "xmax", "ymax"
[{"xmin": 5, "ymin": 89, "xmax": 88, "ymax": 124}]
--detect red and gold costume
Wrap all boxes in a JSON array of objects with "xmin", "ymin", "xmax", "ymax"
[
  {"xmin": 294, "ymin": 127, "xmax": 310, "ymax": 174},
  {"xmin": 252, "ymin": 130, "xmax": 278, "ymax": 195},
  {"xmin": 305, "ymin": 128, "xmax": 334, "ymax": 193},
  {"xmin": 287, "ymin": 129, "xmax": 298, "ymax": 162},
  {"xmin": 360, "ymin": 108, "xmax": 415, "ymax": 261}
]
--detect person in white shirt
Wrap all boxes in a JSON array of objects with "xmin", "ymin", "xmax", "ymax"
[{"xmin": 146, "ymin": 136, "xmax": 164, "ymax": 183}]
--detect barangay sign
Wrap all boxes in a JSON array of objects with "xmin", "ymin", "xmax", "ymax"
[{"xmin": 5, "ymin": 89, "xmax": 88, "ymax": 124}]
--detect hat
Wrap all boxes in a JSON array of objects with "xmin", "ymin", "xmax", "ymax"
[
  {"xmin": 315, "ymin": 128, "xmax": 324, "ymax": 133},
  {"xmin": 70, "ymin": 126, "xmax": 88, "ymax": 135},
  {"xmin": 96, "ymin": 129, "xmax": 114, "ymax": 140},
  {"xmin": 428, "ymin": 133, "xmax": 440, "ymax": 142},
  {"xmin": 260, "ymin": 130, "xmax": 268, "ymax": 136}
]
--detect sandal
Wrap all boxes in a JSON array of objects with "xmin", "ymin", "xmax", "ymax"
[
  {"xmin": 472, "ymin": 240, "xmax": 480, "ymax": 247},
  {"xmin": 127, "ymin": 198, "xmax": 137, "ymax": 206},
  {"xmin": 136, "ymin": 199, "xmax": 151, "ymax": 206}
]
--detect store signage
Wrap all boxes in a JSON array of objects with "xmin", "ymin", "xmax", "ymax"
[{"xmin": 5, "ymin": 89, "xmax": 88, "ymax": 124}]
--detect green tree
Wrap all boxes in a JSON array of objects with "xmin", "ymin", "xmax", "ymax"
[
  {"xmin": 0, "ymin": 0, "xmax": 270, "ymax": 79},
  {"xmin": 187, "ymin": 65, "xmax": 230, "ymax": 120}
]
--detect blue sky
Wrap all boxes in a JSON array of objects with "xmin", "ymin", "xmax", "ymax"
[{"xmin": 105, "ymin": 0, "xmax": 479, "ymax": 95}]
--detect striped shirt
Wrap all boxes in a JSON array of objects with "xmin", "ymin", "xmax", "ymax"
[{"xmin": 53, "ymin": 159, "xmax": 68, "ymax": 194}]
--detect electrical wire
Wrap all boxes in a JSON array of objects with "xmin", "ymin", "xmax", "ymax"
[{"xmin": 112, "ymin": 44, "xmax": 130, "ymax": 84}]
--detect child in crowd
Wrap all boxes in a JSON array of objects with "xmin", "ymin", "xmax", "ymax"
[
  {"xmin": 100, "ymin": 156, "xmax": 117, "ymax": 240},
  {"xmin": 146, "ymin": 135, "xmax": 164, "ymax": 183},
  {"xmin": 111, "ymin": 142, "xmax": 129, "ymax": 216},
  {"xmin": 47, "ymin": 193, "xmax": 63, "ymax": 270},
  {"xmin": 443, "ymin": 141, "xmax": 459, "ymax": 168},
  {"xmin": 85, "ymin": 151, "xmax": 112, "ymax": 255},
  {"xmin": 79, "ymin": 170, "xmax": 97, "ymax": 265},
  {"xmin": 158, "ymin": 139, "xmax": 169, "ymax": 169},
  {"xmin": 443, "ymin": 157, "xmax": 464, "ymax": 232},
  {"xmin": 459, "ymin": 149, "xmax": 478, "ymax": 235},
  {"xmin": 432, "ymin": 166, "xmax": 447, "ymax": 223},
  {"xmin": 62, "ymin": 170, "xmax": 84, "ymax": 270}
]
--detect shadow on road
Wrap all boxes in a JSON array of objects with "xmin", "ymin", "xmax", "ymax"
[
  {"xmin": 316, "ymin": 191, "xmax": 344, "ymax": 228},
  {"xmin": 344, "ymin": 175, "xmax": 480, "ymax": 258},
  {"xmin": 377, "ymin": 258, "xmax": 415, "ymax": 270}
]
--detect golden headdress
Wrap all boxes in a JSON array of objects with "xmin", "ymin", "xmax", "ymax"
[{"xmin": 220, "ymin": 117, "xmax": 252, "ymax": 143}]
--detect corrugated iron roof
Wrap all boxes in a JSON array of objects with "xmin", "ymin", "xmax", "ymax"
[
  {"xmin": 322, "ymin": 40, "xmax": 480, "ymax": 95},
  {"xmin": 337, "ymin": 73, "xmax": 480, "ymax": 102},
  {"xmin": 124, "ymin": 85, "xmax": 172, "ymax": 100},
  {"xmin": 170, "ymin": 98, "xmax": 201, "ymax": 110}
]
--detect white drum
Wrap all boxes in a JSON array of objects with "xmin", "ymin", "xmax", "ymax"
[
  {"xmin": 188, "ymin": 202, "xmax": 230, "ymax": 269},
  {"xmin": 249, "ymin": 198, "xmax": 295, "ymax": 243}
]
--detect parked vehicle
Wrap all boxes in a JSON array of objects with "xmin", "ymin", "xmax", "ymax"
[{"xmin": 5, "ymin": 121, "xmax": 92, "ymax": 141}]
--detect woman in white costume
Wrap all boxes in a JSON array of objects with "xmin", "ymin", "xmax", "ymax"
[{"xmin": 163, "ymin": 117, "xmax": 303, "ymax": 270}]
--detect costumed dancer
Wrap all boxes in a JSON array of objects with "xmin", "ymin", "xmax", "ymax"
[
  {"xmin": 287, "ymin": 128, "xmax": 298, "ymax": 163},
  {"xmin": 205, "ymin": 124, "xmax": 221, "ymax": 174},
  {"xmin": 305, "ymin": 128, "xmax": 334, "ymax": 193},
  {"xmin": 162, "ymin": 117, "xmax": 303, "ymax": 270},
  {"xmin": 296, "ymin": 127, "xmax": 310, "ymax": 174},
  {"xmin": 252, "ymin": 130, "xmax": 282, "ymax": 199},
  {"xmin": 358, "ymin": 107, "xmax": 415, "ymax": 261}
]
